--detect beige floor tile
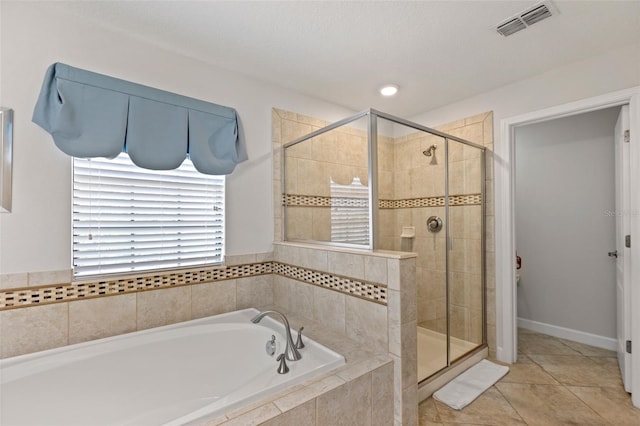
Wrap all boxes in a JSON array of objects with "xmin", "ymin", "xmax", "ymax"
[
  {"xmin": 433, "ymin": 388, "xmax": 526, "ymax": 426},
  {"xmin": 517, "ymin": 332, "xmax": 580, "ymax": 356},
  {"xmin": 528, "ymin": 354, "xmax": 622, "ymax": 387},
  {"xmin": 499, "ymin": 361, "xmax": 559, "ymax": 385},
  {"xmin": 559, "ymin": 338, "xmax": 617, "ymax": 357},
  {"xmin": 420, "ymin": 333, "xmax": 633, "ymax": 426},
  {"xmin": 496, "ymin": 383, "xmax": 607, "ymax": 426},
  {"xmin": 588, "ymin": 355, "xmax": 619, "ymax": 367},
  {"xmin": 418, "ymin": 397, "xmax": 441, "ymax": 425},
  {"xmin": 509, "ymin": 353, "xmax": 535, "ymax": 364},
  {"xmin": 441, "ymin": 424, "xmax": 488, "ymax": 426},
  {"xmin": 567, "ymin": 385, "xmax": 640, "ymax": 426}
]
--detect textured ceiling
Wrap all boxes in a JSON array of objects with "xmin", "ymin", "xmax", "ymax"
[{"xmin": 56, "ymin": 0, "xmax": 640, "ymax": 117}]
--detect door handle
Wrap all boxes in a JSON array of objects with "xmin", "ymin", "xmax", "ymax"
[{"xmin": 608, "ymin": 250, "xmax": 618, "ymax": 258}]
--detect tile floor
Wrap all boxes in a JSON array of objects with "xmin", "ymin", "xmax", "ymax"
[{"xmin": 419, "ymin": 329, "xmax": 640, "ymax": 425}]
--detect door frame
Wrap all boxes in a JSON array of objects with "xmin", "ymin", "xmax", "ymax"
[{"xmin": 495, "ymin": 86, "xmax": 640, "ymax": 405}]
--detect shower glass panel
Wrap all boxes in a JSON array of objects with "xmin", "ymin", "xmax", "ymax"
[{"xmin": 283, "ymin": 115, "xmax": 371, "ymax": 247}]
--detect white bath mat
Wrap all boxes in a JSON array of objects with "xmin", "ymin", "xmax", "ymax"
[{"xmin": 433, "ymin": 360, "xmax": 509, "ymax": 410}]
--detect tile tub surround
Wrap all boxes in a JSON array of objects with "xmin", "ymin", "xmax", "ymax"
[
  {"xmin": 0, "ymin": 255, "xmax": 393, "ymax": 358},
  {"xmin": 274, "ymin": 242, "xmax": 419, "ymax": 426},
  {"xmin": 0, "ymin": 254, "xmax": 268, "ymax": 359},
  {"xmin": 199, "ymin": 310, "xmax": 394, "ymax": 426},
  {"xmin": 0, "ymin": 269, "xmax": 395, "ymax": 425}
]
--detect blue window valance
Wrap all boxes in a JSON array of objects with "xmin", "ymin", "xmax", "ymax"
[{"xmin": 32, "ymin": 62, "xmax": 247, "ymax": 175}]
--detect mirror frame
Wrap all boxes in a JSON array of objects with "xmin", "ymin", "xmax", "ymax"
[{"xmin": 1, "ymin": 108, "xmax": 13, "ymax": 213}]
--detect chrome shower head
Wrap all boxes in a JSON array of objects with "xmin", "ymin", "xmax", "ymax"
[{"xmin": 423, "ymin": 144, "xmax": 437, "ymax": 157}]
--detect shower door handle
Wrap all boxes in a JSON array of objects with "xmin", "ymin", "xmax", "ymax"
[{"xmin": 608, "ymin": 250, "xmax": 618, "ymax": 258}]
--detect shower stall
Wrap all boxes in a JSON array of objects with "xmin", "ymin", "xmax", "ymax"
[{"xmin": 281, "ymin": 109, "xmax": 486, "ymax": 386}]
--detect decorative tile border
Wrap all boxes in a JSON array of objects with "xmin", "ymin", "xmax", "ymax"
[
  {"xmin": 0, "ymin": 263, "xmax": 272, "ymax": 310},
  {"xmin": 274, "ymin": 262, "xmax": 387, "ymax": 305},
  {"xmin": 0, "ymin": 261, "xmax": 387, "ymax": 310},
  {"xmin": 283, "ymin": 194, "xmax": 368, "ymax": 208},
  {"xmin": 284, "ymin": 193, "xmax": 482, "ymax": 209},
  {"xmin": 382, "ymin": 193, "xmax": 482, "ymax": 209}
]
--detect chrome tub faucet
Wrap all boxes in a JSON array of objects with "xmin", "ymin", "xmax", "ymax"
[{"xmin": 251, "ymin": 310, "xmax": 302, "ymax": 362}]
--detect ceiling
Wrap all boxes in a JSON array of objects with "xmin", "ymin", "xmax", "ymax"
[{"xmin": 56, "ymin": 0, "xmax": 640, "ymax": 117}]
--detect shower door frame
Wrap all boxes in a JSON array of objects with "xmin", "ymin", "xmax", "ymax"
[{"xmin": 282, "ymin": 109, "xmax": 488, "ymax": 369}]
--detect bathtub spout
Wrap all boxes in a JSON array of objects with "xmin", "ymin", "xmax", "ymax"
[{"xmin": 251, "ymin": 310, "xmax": 302, "ymax": 362}]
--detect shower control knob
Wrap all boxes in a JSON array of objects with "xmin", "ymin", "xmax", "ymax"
[{"xmin": 427, "ymin": 216, "xmax": 443, "ymax": 233}]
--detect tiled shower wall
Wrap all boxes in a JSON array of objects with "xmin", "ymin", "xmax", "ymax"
[{"xmin": 273, "ymin": 108, "xmax": 495, "ymax": 355}]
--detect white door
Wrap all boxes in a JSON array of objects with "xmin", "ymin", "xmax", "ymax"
[{"xmin": 615, "ymin": 104, "xmax": 631, "ymax": 392}]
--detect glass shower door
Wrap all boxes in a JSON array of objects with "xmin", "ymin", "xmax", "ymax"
[
  {"xmin": 375, "ymin": 117, "xmax": 451, "ymax": 381},
  {"xmin": 447, "ymin": 139, "xmax": 485, "ymax": 365}
]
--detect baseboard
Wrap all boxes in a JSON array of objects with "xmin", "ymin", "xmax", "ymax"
[{"xmin": 517, "ymin": 317, "xmax": 617, "ymax": 351}]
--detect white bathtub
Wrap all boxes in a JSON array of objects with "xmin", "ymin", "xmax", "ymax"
[{"xmin": 0, "ymin": 308, "xmax": 345, "ymax": 425}]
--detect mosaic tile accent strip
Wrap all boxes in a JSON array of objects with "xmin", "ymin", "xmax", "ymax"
[
  {"xmin": 283, "ymin": 194, "xmax": 368, "ymax": 208},
  {"xmin": 381, "ymin": 196, "xmax": 444, "ymax": 209},
  {"xmin": 274, "ymin": 262, "xmax": 387, "ymax": 306},
  {"xmin": 285, "ymin": 193, "xmax": 482, "ymax": 209},
  {"xmin": 0, "ymin": 261, "xmax": 387, "ymax": 310},
  {"xmin": 450, "ymin": 194, "xmax": 483, "ymax": 206},
  {"xmin": 0, "ymin": 263, "xmax": 273, "ymax": 310}
]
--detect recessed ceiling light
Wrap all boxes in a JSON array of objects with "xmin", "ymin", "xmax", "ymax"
[{"xmin": 380, "ymin": 85, "xmax": 399, "ymax": 97}]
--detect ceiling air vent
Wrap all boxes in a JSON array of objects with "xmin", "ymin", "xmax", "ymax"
[
  {"xmin": 521, "ymin": 4, "xmax": 553, "ymax": 26},
  {"xmin": 497, "ymin": 18, "xmax": 527, "ymax": 37},
  {"xmin": 496, "ymin": 1, "xmax": 556, "ymax": 37}
]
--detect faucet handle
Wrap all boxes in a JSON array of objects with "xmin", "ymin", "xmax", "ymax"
[
  {"xmin": 276, "ymin": 354, "xmax": 289, "ymax": 374},
  {"xmin": 295, "ymin": 326, "xmax": 305, "ymax": 349}
]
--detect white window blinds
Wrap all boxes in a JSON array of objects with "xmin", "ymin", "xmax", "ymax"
[
  {"xmin": 73, "ymin": 153, "xmax": 225, "ymax": 277},
  {"xmin": 330, "ymin": 177, "xmax": 370, "ymax": 245}
]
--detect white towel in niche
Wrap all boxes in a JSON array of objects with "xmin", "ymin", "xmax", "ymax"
[{"xmin": 433, "ymin": 359, "xmax": 509, "ymax": 410}]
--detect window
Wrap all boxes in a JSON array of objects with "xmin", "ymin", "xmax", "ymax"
[
  {"xmin": 73, "ymin": 153, "xmax": 224, "ymax": 277},
  {"xmin": 330, "ymin": 177, "xmax": 370, "ymax": 245}
]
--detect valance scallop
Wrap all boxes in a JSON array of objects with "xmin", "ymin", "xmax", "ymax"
[{"xmin": 32, "ymin": 63, "xmax": 247, "ymax": 175}]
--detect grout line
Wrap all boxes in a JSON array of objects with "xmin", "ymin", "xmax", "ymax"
[
  {"xmin": 492, "ymin": 381, "xmax": 529, "ymax": 425},
  {"xmin": 563, "ymin": 384, "xmax": 611, "ymax": 422}
]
